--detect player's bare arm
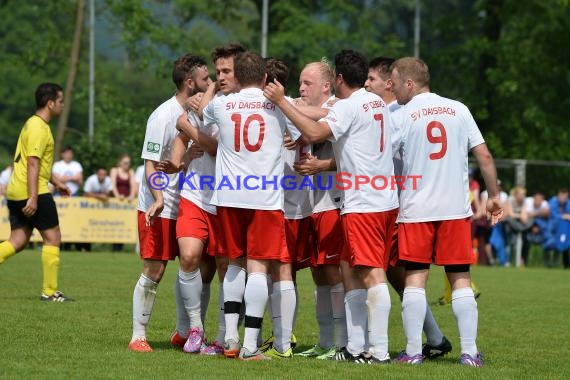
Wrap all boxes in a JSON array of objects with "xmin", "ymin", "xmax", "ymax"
[
  {"xmin": 144, "ymin": 159, "xmax": 164, "ymax": 226},
  {"xmin": 196, "ymin": 81, "xmax": 218, "ymax": 120},
  {"xmin": 175, "ymin": 113, "xmax": 218, "ymax": 156},
  {"xmin": 295, "ymin": 104, "xmax": 329, "ymax": 121},
  {"xmin": 293, "ymin": 153, "xmax": 336, "ymax": 176},
  {"xmin": 264, "ymin": 80, "xmax": 332, "ymax": 143},
  {"xmin": 472, "ymin": 143, "xmax": 504, "ymax": 225},
  {"xmin": 157, "ymin": 132, "xmax": 190, "ymax": 174},
  {"xmin": 22, "ymin": 156, "xmax": 40, "ymax": 217}
]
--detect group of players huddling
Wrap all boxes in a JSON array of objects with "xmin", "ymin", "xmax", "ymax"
[{"xmin": 128, "ymin": 43, "xmax": 503, "ymax": 367}]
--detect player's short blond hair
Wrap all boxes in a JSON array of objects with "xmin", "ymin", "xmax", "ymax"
[
  {"xmin": 303, "ymin": 58, "xmax": 334, "ymax": 87},
  {"xmin": 391, "ymin": 57, "xmax": 430, "ymax": 88}
]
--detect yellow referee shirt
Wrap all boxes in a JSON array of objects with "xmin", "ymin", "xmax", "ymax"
[{"xmin": 6, "ymin": 115, "xmax": 55, "ymax": 201}]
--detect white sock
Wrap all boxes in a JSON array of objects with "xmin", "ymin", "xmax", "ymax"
[
  {"xmin": 424, "ymin": 303, "xmax": 444, "ymax": 346},
  {"xmin": 201, "ymin": 282, "xmax": 211, "ymax": 325},
  {"xmin": 223, "ymin": 265, "xmax": 246, "ymax": 342},
  {"xmin": 452, "ymin": 287, "xmax": 478, "ymax": 356},
  {"xmin": 316, "ymin": 285, "xmax": 333, "ymax": 349},
  {"xmin": 293, "ymin": 285, "xmax": 300, "ymax": 330},
  {"xmin": 402, "ymin": 287, "xmax": 426, "ymax": 356},
  {"xmin": 344, "ymin": 288, "xmax": 367, "ymax": 356},
  {"xmin": 179, "ymin": 268, "xmax": 203, "ymax": 330},
  {"xmin": 367, "ymin": 283, "xmax": 391, "ymax": 359},
  {"xmin": 243, "ymin": 272, "xmax": 269, "ymax": 352},
  {"xmin": 272, "ymin": 281, "xmax": 296, "ymax": 353},
  {"xmin": 215, "ymin": 286, "xmax": 226, "ymax": 343},
  {"xmin": 331, "ymin": 282, "xmax": 347, "ymax": 348},
  {"xmin": 132, "ymin": 274, "xmax": 158, "ymax": 341},
  {"xmin": 174, "ymin": 277, "xmax": 189, "ymax": 337}
]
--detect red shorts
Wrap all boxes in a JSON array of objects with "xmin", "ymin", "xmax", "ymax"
[
  {"xmin": 217, "ymin": 207, "xmax": 285, "ymax": 260},
  {"xmin": 341, "ymin": 209, "xmax": 398, "ymax": 269},
  {"xmin": 388, "ymin": 223, "xmax": 401, "ymax": 267},
  {"xmin": 312, "ymin": 209, "xmax": 344, "ymax": 266},
  {"xmin": 283, "ymin": 217, "xmax": 315, "ymax": 269},
  {"xmin": 137, "ymin": 211, "xmax": 179, "ymax": 261},
  {"xmin": 176, "ymin": 197, "xmax": 222, "ymax": 257},
  {"xmin": 398, "ymin": 218, "xmax": 474, "ymax": 265}
]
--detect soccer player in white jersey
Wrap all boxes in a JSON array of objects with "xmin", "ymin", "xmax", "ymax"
[
  {"xmin": 293, "ymin": 60, "xmax": 348, "ymax": 359},
  {"xmin": 366, "ymin": 56, "xmax": 453, "ymax": 360},
  {"xmin": 203, "ymin": 51, "xmax": 302, "ymax": 361},
  {"xmin": 154, "ymin": 55, "xmax": 226, "ymax": 355},
  {"xmin": 128, "ymin": 54, "xmax": 204, "ymax": 352},
  {"xmin": 265, "ymin": 49, "xmax": 399, "ymax": 364},
  {"xmin": 255, "ymin": 58, "xmax": 305, "ymax": 359},
  {"xmin": 389, "ymin": 57, "xmax": 503, "ymax": 366}
]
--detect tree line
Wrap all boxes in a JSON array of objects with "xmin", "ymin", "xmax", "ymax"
[{"xmin": 0, "ymin": 0, "xmax": 568, "ymax": 193}]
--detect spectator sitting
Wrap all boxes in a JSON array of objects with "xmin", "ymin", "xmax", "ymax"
[
  {"xmin": 503, "ymin": 186, "xmax": 534, "ymax": 266},
  {"xmin": 481, "ymin": 180, "xmax": 509, "ymax": 265},
  {"xmin": 84, "ymin": 167, "xmax": 112, "ymax": 201},
  {"xmin": 545, "ymin": 189, "xmax": 570, "ymax": 268},
  {"xmin": 52, "ymin": 146, "xmax": 83, "ymax": 196},
  {"xmin": 522, "ymin": 192, "xmax": 550, "ymax": 264}
]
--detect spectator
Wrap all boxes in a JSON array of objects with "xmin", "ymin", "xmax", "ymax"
[
  {"xmin": 522, "ymin": 192, "xmax": 550, "ymax": 265},
  {"xmin": 0, "ymin": 164, "xmax": 13, "ymax": 196},
  {"xmin": 545, "ymin": 189, "xmax": 570, "ymax": 268},
  {"xmin": 84, "ymin": 167, "xmax": 112, "ymax": 201},
  {"xmin": 110, "ymin": 154, "xmax": 136, "ymax": 252},
  {"xmin": 52, "ymin": 146, "xmax": 83, "ymax": 196},
  {"xmin": 110, "ymin": 154, "xmax": 137, "ymax": 201},
  {"xmin": 504, "ymin": 186, "xmax": 534, "ymax": 266}
]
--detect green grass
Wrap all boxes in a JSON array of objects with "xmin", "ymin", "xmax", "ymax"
[{"xmin": 1, "ymin": 250, "xmax": 569, "ymax": 380}]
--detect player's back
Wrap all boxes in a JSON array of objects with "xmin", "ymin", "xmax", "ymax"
[
  {"xmin": 206, "ymin": 87, "xmax": 293, "ymax": 210},
  {"xmin": 325, "ymin": 88, "xmax": 398, "ymax": 214},
  {"xmin": 397, "ymin": 92, "xmax": 485, "ymax": 222}
]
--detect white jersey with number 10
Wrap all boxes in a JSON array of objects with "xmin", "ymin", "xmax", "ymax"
[{"xmin": 203, "ymin": 87, "xmax": 300, "ymax": 210}]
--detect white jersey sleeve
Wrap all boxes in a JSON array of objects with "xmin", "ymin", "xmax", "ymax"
[{"xmin": 283, "ymin": 144, "xmax": 313, "ymax": 219}]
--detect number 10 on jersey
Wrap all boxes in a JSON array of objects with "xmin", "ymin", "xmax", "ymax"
[{"xmin": 231, "ymin": 113, "xmax": 265, "ymax": 152}]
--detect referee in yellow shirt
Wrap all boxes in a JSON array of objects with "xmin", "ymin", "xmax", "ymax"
[{"xmin": 0, "ymin": 83, "xmax": 73, "ymax": 302}]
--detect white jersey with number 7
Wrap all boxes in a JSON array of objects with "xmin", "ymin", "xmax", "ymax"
[
  {"xmin": 394, "ymin": 92, "xmax": 485, "ymax": 222},
  {"xmin": 203, "ymin": 87, "xmax": 300, "ymax": 210}
]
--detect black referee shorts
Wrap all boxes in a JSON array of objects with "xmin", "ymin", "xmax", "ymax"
[{"xmin": 7, "ymin": 193, "xmax": 59, "ymax": 231}]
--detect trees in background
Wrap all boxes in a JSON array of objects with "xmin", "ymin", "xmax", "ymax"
[{"xmin": 0, "ymin": 0, "xmax": 568, "ymax": 191}]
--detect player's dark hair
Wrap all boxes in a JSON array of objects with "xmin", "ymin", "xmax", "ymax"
[
  {"xmin": 265, "ymin": 57, "xmax": 289, "ymax": 92},
  {"xmin": 35, "ymin": 83, "xmax": 63, "ymax": 109},
  {"xmin": 369, "ymin": 57, "xmax": 395, "ymax": 80},
  {"xmin": 172, "ymin": 54, "xmax": 208, "ymax": 89},
  {"xmin": 334, "ymin": 50, "xmax": 369, "ymax": 88},
  {"xmin": 211, "ymin": 43, "xmax": 246, "ymax": 64},
  {"xmin": 235, "ymin": 52, "xmax": 266, "ymax": 87}
]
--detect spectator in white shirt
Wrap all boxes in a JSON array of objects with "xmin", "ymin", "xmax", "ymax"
[
  {"xmin": 84, "ymin": 167, "xmax": 112, "ymax": 201},
  {"xmin": 52, "ymin": 146, "xmax": 83, "ymax": 196}
]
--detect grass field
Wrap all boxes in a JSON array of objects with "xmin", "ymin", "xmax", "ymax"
[{"xmin": 1, "ymin": 250, "xmax": 569, "ymax": 380}]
